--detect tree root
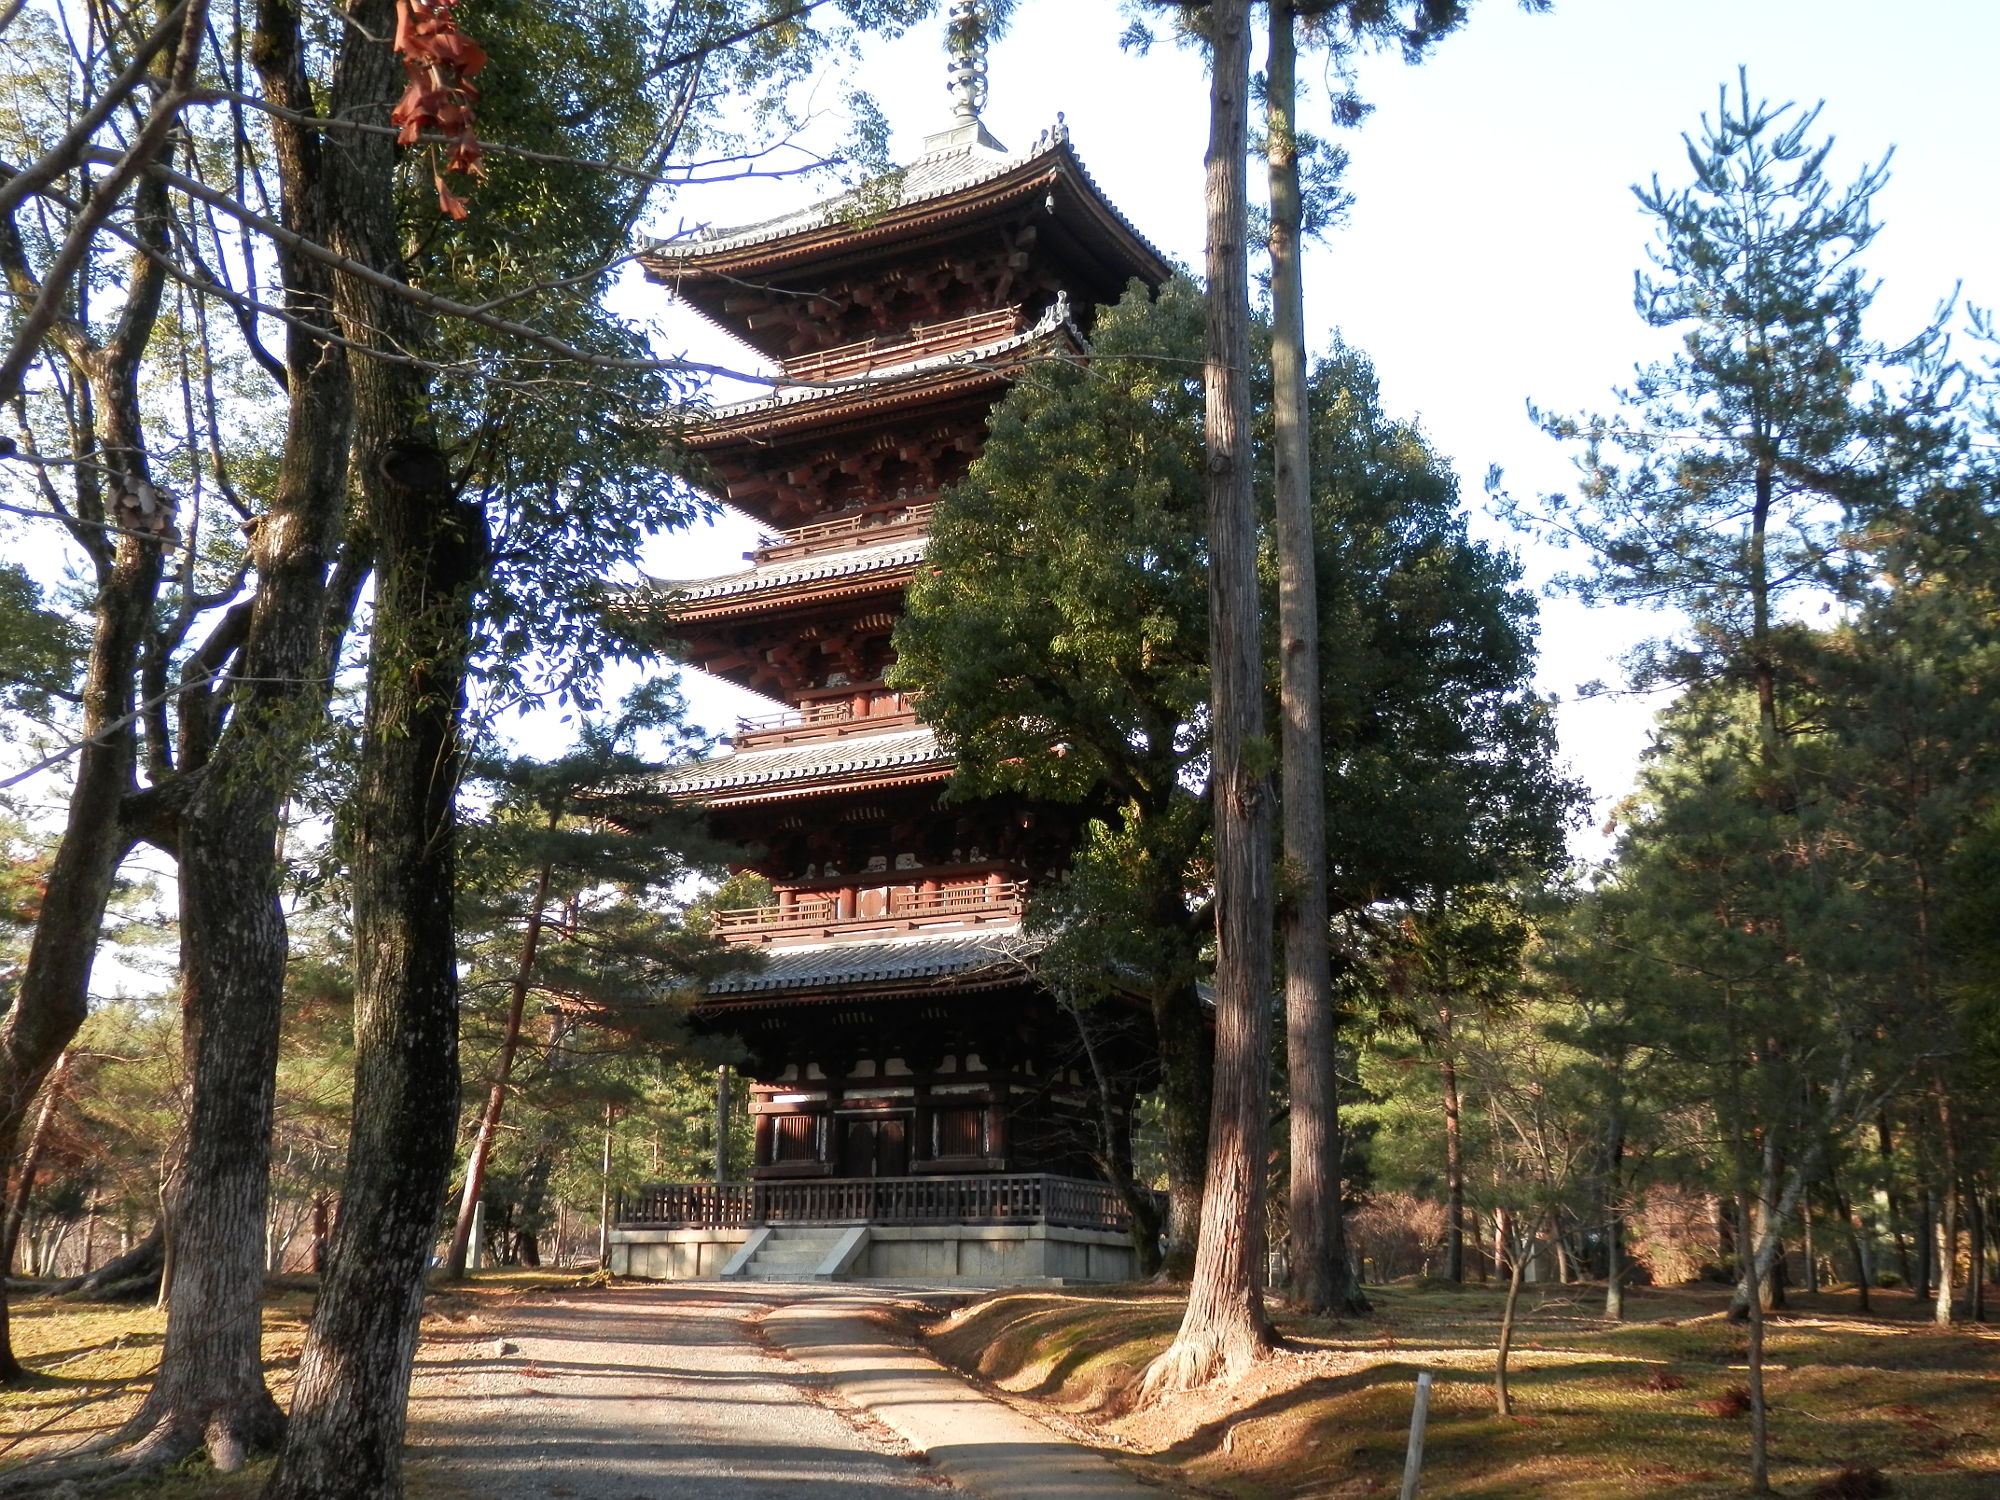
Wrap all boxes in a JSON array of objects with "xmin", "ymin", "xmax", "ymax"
[
  {"xmin": 1139, "ymin": 1324, "xmax": 1270, "ymax": 1402},
  {"xmin": 0, "ymin": 1395, "xmax": 284, "ymax": 1496},
  {"xmin": 0, "ymin": 1424, "xmax": 201, "ymax": 1498}
]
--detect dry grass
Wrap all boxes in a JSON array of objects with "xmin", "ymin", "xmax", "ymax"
[
  {"xmin": 926, "ymin": 1280, "xmax": 2000, "ymax": 1499},
  {"xmin": 0, "ymin": 1268, "xmax": 583, "ymax": 1496}
]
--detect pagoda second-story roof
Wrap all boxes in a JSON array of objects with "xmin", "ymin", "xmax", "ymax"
[
  {"xmin": 641, "ymin": 534, "xmax": 925, "ymax": 623},
  {"xmin": 639, "ymin": 121, "xmax": 1171, "ymax": 360},
  {"xmin": 684, "ymin": 301, "xmax": 1079, "ymax": 453},
  {"xmin": 655, "ymin": 723, "xmax": 950, "ymax": 807}
]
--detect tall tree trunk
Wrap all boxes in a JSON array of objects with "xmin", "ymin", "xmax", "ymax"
[
  {"xmin": 1268, "ymin": 0, "xmax": 1357, "ymax": 1320},
  {"xmin": 1933, "ymin": 1083, "xmax": 1958, "ymax": 1326},
  {"xmin": 1968, "ymin": 1186, "xmax": 1987, "ymax": 1323},
  {"xmin": 1068, "ymin": 995, "xmax": 1163, "ymax": 1277},
  {"xmin": 1142, "ymin": 0, "xmax": 1274, "ymax": 1394},
  {"xmin": 265, "ymin": 4, "xmax": 484, "ymax": 1491},
  {"xmin": 264, "ymin": 424, "xmax": 481, "ymax": 1498},
  {"xmin": 444, "ymin": 846, "xmax": 555, "ymax": 1280},
  {"xmin": 114, "ymin": 0, "xmax": 354, "ymax": 1464}
]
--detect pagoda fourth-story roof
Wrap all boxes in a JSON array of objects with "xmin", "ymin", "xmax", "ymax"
[{"xmin": 639, "ymin": 119, "xmax": 1172, "ymax": 363}]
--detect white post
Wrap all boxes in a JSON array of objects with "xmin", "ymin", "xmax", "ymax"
[
  {"xmin": 1399, "ymin": 1369, "xmax": 1433, "ymax": 1500},
  {"xmin": 468, "ymin": 1199, "xmax": 485, "ymax": 1272}
]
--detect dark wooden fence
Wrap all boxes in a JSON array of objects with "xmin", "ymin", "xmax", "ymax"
[{"xmin": 614, "ymin": 1173, "xmax": 1132, "ymax": 1233}]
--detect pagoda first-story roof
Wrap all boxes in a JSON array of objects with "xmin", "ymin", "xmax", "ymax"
[
  {"xmin": 653, "ymin": 723, "xmax": 950, "ymax": 808},
  {"xmin": 638, "ymin": 125, "xmax": 1169, "ymax": 363},
  {"xmin": 643, "ymin": 535, "xmax": 925, "ymax": 624},
  {"xmin": 697, "ymin": 926, "xmax": 1038, "ymax": 1005}
]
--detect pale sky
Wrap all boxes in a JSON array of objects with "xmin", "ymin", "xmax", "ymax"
[{"xmin": 624, "ymin": 0, "xmax": 2000, "ymax": 852}]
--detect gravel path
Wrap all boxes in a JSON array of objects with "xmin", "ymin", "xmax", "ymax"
[{"xmin": 405, "ymin": 1284, "xmax": 949, "ymax": 1500}]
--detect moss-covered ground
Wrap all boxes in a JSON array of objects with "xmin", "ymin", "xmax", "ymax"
[{"xmin": 925, "ymin": 1280, "xmax": 2000, "ymax": 1498}]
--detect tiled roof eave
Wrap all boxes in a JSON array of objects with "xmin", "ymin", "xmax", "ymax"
[
  {"xmin": 684, "ymin": 322, "xmax": 1082, "ymax": 445},
  {"xmin": 640, "ymin": 141, "xmax": 1170, "ymax": 294},
  {"xmin": 650, "ymin": 726, "xmax": 948, "ymax": 798},
  {"xmin": 670, "ymin": 572, "xmax": 917, "ymax": 625},
  {"xmin": 690, "ymin": 928, "xmax": 1041, "ymax": 1003},
  {"xmin": 693, "ymin": 968, "xmax": 1030, "ymax": 1012},
  {"xmin": 693, "ymin": 765, "xmax": 952, "ymax": 808},
  {"xmin": 650, "ymin": 536, "xmax": 927, "ymax": 605},
  {"xmin": 687, "ymin": 368, "xmax": 1010, "ymax": 450},
  {"xmin": 639, "ymin": 152, "xmax": 1061, "ymax": 274}
]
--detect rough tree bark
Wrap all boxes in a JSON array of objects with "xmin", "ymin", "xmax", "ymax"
[
  {"xmin": 265, "ymin": 5, "xmax": 485, "ymax": 1487},
  {"xmin": 1142, "ymin": 0, "xmax": 1275, "ymax": 1394}
]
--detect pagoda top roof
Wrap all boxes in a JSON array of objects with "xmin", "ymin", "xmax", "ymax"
[
  {"xmin": 642, "ymin": 119, "xmax": 1163, "ymax": 276},
  {"xmin": 701, "ymin": 927, "xmax": 1035, "ymax": 999},
  {"xmin": 655, "ymin": 723, "xmax": 948, "ymax": 805},
  {"xmin": 639, "ymin": 121, "xmax": 1170, "ymax": 361}
]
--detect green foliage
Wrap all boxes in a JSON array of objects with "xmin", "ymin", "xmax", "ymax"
[
  {"xmin": 894, "ymin": 281, "xmax": 1572, "ymax": 1014},
  {"xmin": 1303, "ymin": 349, "xmax": 1578, "ymax": 907},
  {"xmin": 451, "ymin": 692, "xmax": 755, "ymax": 1255},
  {"xmin": 1509, "ymin": 72, "xmax": 1962, "ymax": 715},
  {"xmin": 0, "ymin": 561, "xmax": 82, "ymax": 727}
]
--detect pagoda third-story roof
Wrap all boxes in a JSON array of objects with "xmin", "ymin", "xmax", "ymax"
[{"xmin": 639, "ymin": 122, "xmax": 1172, "ymax": 361}]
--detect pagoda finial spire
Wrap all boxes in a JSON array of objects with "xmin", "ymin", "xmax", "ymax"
[{"xmin": 945, "ymin": 0, "xmax": 989, "ymax": 123}]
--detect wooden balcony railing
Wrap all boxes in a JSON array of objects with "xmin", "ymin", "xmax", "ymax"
[
  {"xmin": 778, "ymin": 306, "xmax": 1022, "ymax": 385},
  {"xmin": 614, "ymin": 1173, "xmax": 1132, "ymax": 1232},
  {"xmin": 751, "ymin": 499, "xmax": 935, "ymax": 563},
  {"xmin": 729, "ymin": 693, "xmax": 917, "ymax": 749},
  {"xmin": 713, "ymin": 879, "xmax": 1023, "ymax": 943},
  {"xmin": 735, "ymin": 701, "xmax": 853, "ymax": 736}
]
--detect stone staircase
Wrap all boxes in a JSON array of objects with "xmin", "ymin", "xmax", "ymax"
[{"xmin": 730, "ymin": 1226, "xmax": 855, "ymax": 1280}]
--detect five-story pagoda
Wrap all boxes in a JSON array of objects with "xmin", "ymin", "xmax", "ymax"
[{"xmin": 609, "ymin": 29, "xmax": 1169, "ymax": 1282}]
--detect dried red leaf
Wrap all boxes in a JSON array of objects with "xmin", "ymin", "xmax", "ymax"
[{"xmin": 393, "ymin": 0, "xmax": 486, "ymax": 217}]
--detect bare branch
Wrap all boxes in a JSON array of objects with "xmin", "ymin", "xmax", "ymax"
[
  {"xmin": 0, "ymin": 0, "xmax": 194, "ymax": 223},
  {"xmin": 0, "ymin": 0, "xmax": 210, "ymax": 408}
]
